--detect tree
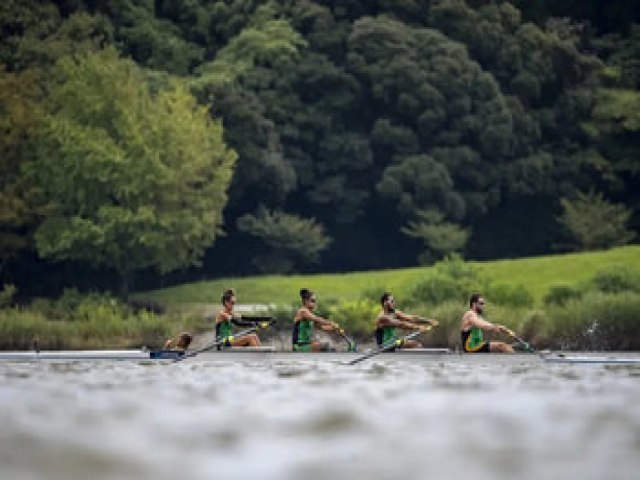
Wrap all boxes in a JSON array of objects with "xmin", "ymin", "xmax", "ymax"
[
  {"xmin": 190, "ymin": 3, "xmax": 306, "ymax": 207},
  {"xmin": 401, "ymin": 210, "xmax": 470, "ymax": 264},
  {"xmin": 347, "ymin": 16, "xmax": 513, "ymax": 220},
  {"xmin": 0, "ymin": 2, "xmax": 113, "ymax": 71},
  {"xmin": 0, "ymin": 67, "xmax": 43, "ymax": 263},
  {"xmin": 23, "ymin": 48, "xmax": 236, "ymax": 297},
  {"xmin": 236, "ymin": 206, "xmax": 331, "ymax": 273},
  {"xmin": 558, "ymin": 191, "xmax": 635, "ymax": 251}
]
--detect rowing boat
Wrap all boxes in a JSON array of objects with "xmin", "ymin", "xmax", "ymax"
[
  {"xmin": 1, "ymin": 348, "xmax": 638, "ymax": 364},
  {"xmin": 0, "ymin": 347, "xmax": 449, "ymax": 362}
]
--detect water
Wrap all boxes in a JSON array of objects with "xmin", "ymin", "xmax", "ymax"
[{"xmin": 1, "ymin": 356, "xmax": 639, "ymax": 480}]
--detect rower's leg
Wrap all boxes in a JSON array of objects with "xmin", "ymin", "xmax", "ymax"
[
  {"xmin": 231, "ymin": 334, "xmax": 261, "ymax": 347},
  {"xmin": 311, "ymin": 341, "xmax": 335, "ymax": 352},
  {"xmin": 400, "ymin": 340, "xmax": 422, "ymax": 349},
  {"xmin": 489, "ymin": 341, "xmax": 514, "ymax": 353}
]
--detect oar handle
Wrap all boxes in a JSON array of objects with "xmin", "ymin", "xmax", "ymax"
[
  {"xmin": 416, "ymin": 317, "xmax": 439, "ymax": 327},
  {"xmin": 505, "ymin": 329, "xmax": 534, "ymax": 352}
]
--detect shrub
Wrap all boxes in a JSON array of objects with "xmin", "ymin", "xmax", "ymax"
[
  {"xmin": 558, "ymin": 191, "xmax": 635, "ymax": 251},
  {"xmin": 0, "ymin": 291, "xmax": 202, "ymax": 350},
  {"xmin": 0, "ymin": 309, "xmax": 64, "ymax": 350},
  {"xmin": 545, "ymin": 292, "xmax": 640, "ymax": 350},
  {"xmin": 409, "ymin": 255, "xmax": 486, "ymax": 307},
  {"xmin": 425, "ymin": 301, "xmax": 467, "ymax": 348},
  {"xmin": 519, "ymin": 310, "xmax": 550, "ymax": 348},
  {"xmin": 544, "ymin": 284, "xmax": 584, "ymax": 306},
  {"xmin": 410, "ymin": 273, "xmax": 460, "ymax": 306},
  {"xmin": 328, "ymin": 299, "xmax": 379, "ymax": 338},
  {"xmin": 30, "ymin": 289, "xmax": 126, "ymax": 321},
  {"xmin": 433, "ymin": 253, "xmax": 479, "ymax": 282},
  {"xmin": 589, "ymin": 265, "xmax": 640, "ymax": 294},
  {"xmin": 485, "ymin": 283, "xmax": 534, "ymax": 307},
  {"xmin": 360, "ymin": 285, "xmax": 392, "ymax": 304},
  {"xmin": 266, "ymin": 303, "xmax": 298, "ymax": 332}
]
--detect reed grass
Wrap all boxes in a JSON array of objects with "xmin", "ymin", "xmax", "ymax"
[{"xmin": 0, "ymin": 308, "xmax": 208, "ymax": 350}]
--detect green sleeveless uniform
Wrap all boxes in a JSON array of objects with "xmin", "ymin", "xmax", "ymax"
[
  {"xmin": 375, "ymin": 311, "xmax": 398, "ymax": 347},
  {"xmin": 375, "ymin": 324, "xmax": 397, "ymax": 346},
  {"xmin": 293, "ymin": 319, "xmax": 313, "ymax": 352},
  {"xmin": 216, "ymin": 318, "xmax": 233, "ymax": 347},
  {"xmin": 461, "ymin": 326, "xmax": 489, "ymax": 353}
]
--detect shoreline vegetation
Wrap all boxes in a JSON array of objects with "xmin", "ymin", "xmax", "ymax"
[{"xmin": 1, "ymin": 246, "xmax": 639, "ymax": 351}]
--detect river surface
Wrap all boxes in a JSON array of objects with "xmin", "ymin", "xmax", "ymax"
[{"xmin": 1, "ymin": 354, "xmax": 639, "ymax": 480}]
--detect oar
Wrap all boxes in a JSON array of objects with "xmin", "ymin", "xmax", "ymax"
[
  {"xmin": 416, "ymin": 317, "xmax": 439, "ymax": 326},
  {"xmin": 173, "ymin": 321, "xmax": 274, "ymax": 363},
  {"xmin": 335, "ymin": 325, "xmax": 357, "ymax": 352},
  {"xmin": 239, "ymin": 315, "xmax": 275, "ymax": 322},
  {"xmin": 345, "ymin": 329, "xmax": 426, "ymax": 365},
  {"xmin": 326, "ymin": 321, "xmax": 357, "ymax": 352},
  {"xmin": 504, "ymin": 328, "xmax": 534, "ymax": 352}
]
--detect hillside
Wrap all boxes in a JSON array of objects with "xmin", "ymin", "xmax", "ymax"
[{"xmin": 139, "ymin": 246, "xmax": 640, "ymax": 307}]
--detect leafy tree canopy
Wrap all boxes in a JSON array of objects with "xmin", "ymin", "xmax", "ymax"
[{"xmin": 22, "ymin": 48, "xmax": 236, "ymax": 296}]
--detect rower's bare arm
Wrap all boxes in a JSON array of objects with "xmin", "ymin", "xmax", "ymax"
[
  {"xmin": 301, "ymin": 309, "xmax": 334, "ymax": 329},
  {"xmin": 231, "ymin": 315, "xmax": 258, "ymax": 327},
  {"xmin": 394, "ymin": 310, "xmax": 414, "ymax": 322},
  {"xmin": 394, "ymin": 311, "xmax": 432, "ymax": 330},
  {"xmin": 466, "ymin": 312, "xmax": 499, "ymax": 332},
  {"xmin": 381, "ymin": 315, "xmax": 419, "ymax": 331}
]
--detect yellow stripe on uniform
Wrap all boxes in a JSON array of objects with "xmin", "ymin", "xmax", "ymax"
[{"xmin": 465, "ymin": 335, "xmax": 485, "ymax": 352}]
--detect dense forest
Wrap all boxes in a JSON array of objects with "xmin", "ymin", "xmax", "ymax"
[{"xmin": 1, "ymin": 0, "xmax": 639, "ymax": 297}]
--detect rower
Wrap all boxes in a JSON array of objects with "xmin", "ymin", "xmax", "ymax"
[
  {"xmin": 460, "ymin": 293, "xmax": 514, "ymax": 353},
  {"xmin": 374, "ymin": 292, "xmax": 431, "ymax": 350},
  {"xmin": 292, "ymin": 288, "xmax": 341, "ymax": 352},
  {"xmin": 163, "ymin": 332, "xmax": 193, "ymax": 352},
  {"xmin": 215, "ymin": 289, "xmax": 262, "ymax": 348}
]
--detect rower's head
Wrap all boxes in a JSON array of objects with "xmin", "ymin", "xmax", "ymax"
[
  {"xmin": 300, "ymin": 288, "xmax": 317, "ymax": 310},
  {"xmin": 380, "ymin": 292, "xmax": 395, "ymax": 312},
  {"xmin": 470, "ymin": 293, "xmax": 485, "ymax": 314},
  {"xmin": 176, "ymin": 332, "xmax": 193, "ymax": 351},
  {"xmin": 221, "ymin": 288, "xmax": 236, "ymax": 312}
]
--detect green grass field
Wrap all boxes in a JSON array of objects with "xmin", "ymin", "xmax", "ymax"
[{"xmin": 138, "ymin": 245, "xmax": 640, "ymax": 308}]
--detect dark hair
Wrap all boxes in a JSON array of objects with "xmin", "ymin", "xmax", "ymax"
[
  {"xmin": 221, "ymin": 288, "xmax": 235, "ymax": 305},
  {"xmin": 469, "ymin": 293, "xmax": 483, "ymax": 307},
  {"xmin": 380, "ymin": 292, "xmax": 392, "ymax": 306},
  {"xmin": 300, "ymin": 288, "xmax": 313, "ymax": 302},
  {"xmin": 177, "ymin": 332, "xmax": 193, "ymax": 349}
]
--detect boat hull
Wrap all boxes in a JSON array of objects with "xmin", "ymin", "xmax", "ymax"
[{"xmin": 1, "ymin": 349, "xmax": 638, "ymax": 364}]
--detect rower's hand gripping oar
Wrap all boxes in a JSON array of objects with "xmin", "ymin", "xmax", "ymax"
[
  {"xmin": 504, "ymin": 328, "xmax": 534, "ymax": 352},
  {"xmin": 415, "ymin": 317, "xmax": 439, "ymax": 327},
  {"xmin": 173, "ymin": 319, "xmax": 275, "ymax": 363},
  {"xmin": 329, "ymin": 322, "xmax": 357, "ymax": 352},
  {"xmin": 345, "ymin": 326, "xmax": 431, "ymax": 366}
]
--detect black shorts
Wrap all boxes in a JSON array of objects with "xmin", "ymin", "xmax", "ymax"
[
  {"xmin": 463, "ymin": 341, "xmax": 490, "ymax": 353},
  {"xmin": 216, "ymin": 338, "xmax": 232, "ymax": 351}
]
